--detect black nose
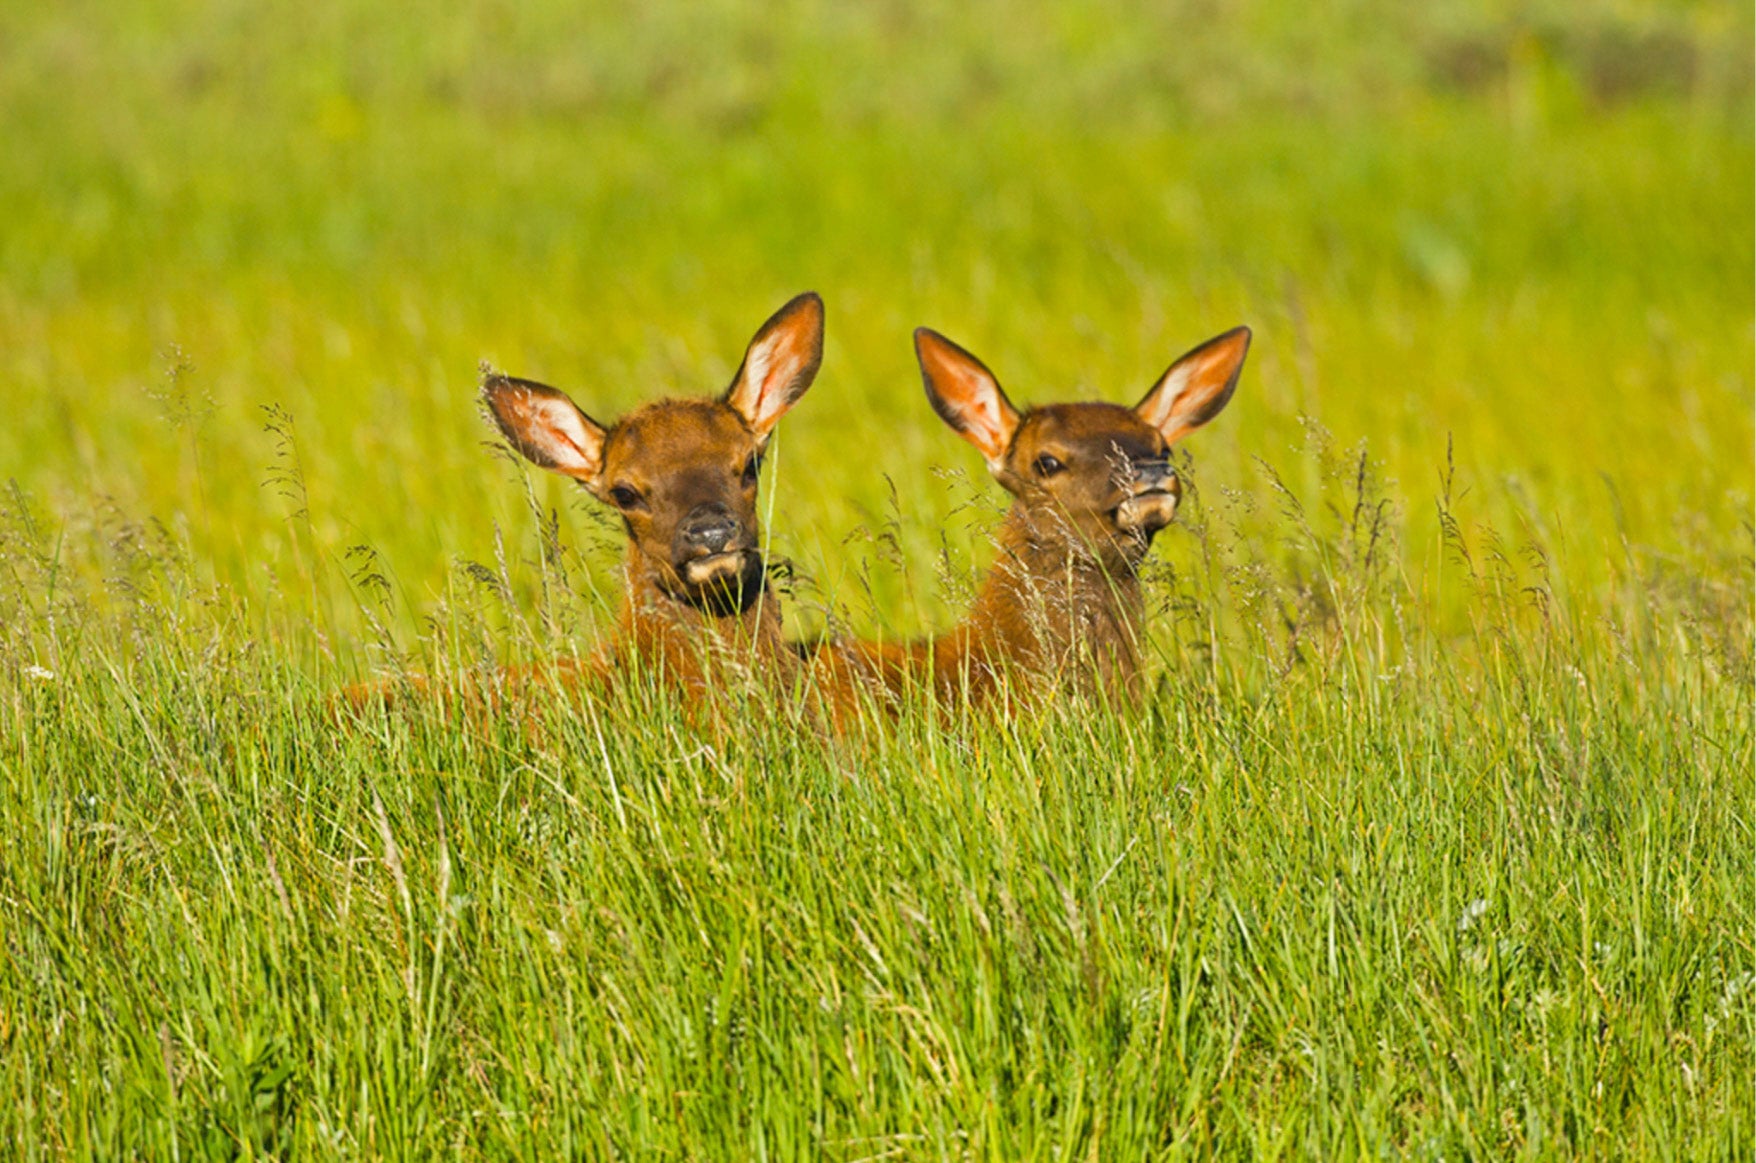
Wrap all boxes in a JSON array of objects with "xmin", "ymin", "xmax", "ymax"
[
  {"xmin": 1128, "ymin": 458, "xmax": 1176, "ymax": 492},
  {"xmin": 678, "ymin": 504, "xmax": 739, "ymax": 555}
]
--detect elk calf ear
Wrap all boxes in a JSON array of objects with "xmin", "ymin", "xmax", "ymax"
[
  {"xmin": 481, "ymin": 372, "xmax": 609, "ymax": 483},
  {"xmin": 725, "ymin": 292, "xmax": 825, "ymax": 440},
  {"xmin": 915, "ymin": 328, "xmax": 1021, "ymax": 470},
  {"xmin": 1135, "ymin": 326, "xmax": 1251, "ymax": 445}
]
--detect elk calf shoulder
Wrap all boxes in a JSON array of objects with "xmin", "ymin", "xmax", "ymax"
[{"xmin": 831, "ymin": 324, "xmax": 1249, "ymax": 704}]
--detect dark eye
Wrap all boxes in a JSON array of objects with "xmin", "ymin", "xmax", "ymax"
[
  {"xmin": 607, "ymin": 484, "xmax": 645, "ymax": 510},
  {"xmin": 1033, "ymin": 454, "xmax": 1065, "ymax": 478},
  {"xmin": 742, "ymin": 454, "xmax": 761, "ymax": 487}
]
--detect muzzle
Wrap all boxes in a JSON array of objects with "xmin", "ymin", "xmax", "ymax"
[
  {"xmin": 1112, "ymin": 459, "xmax": 1182, "ymax": 535},
  {"xmin": 673, "ymin": 503, "xmax": 762, "ymax": 598}
]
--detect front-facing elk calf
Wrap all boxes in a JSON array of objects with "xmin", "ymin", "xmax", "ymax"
[{"xmin": 342, "ymin": 292, "xmax": 824, "ymax": 713}]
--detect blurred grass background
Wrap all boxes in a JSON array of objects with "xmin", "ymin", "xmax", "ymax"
[{"xmin": 2, "ymin": 0, "xmax": 1749, "ymax": 656}]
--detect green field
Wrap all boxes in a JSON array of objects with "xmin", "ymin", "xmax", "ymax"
[{"xmin": 2, "ymin": 0, "xmax": 1752, "ymax": 1156}]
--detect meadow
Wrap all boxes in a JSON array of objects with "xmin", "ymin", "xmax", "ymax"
[{"xmin": 1, "ymin": 0, "xmax": 1752, "ymax": 1156}]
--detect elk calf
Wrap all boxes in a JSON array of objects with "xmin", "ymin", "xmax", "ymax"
[
  {"xmin": 343, "ymin": 292, "xmax": 823, "ymax": 711},
  {"xmin": 829, "ymin": 324, "xmax": 1248, "ymax": 704}
]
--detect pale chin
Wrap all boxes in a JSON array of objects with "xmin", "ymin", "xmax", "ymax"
[
  {"xmin": 1115, "ymin": 491, "xmax": 1179, "ymax": 533},
  {"xmin": 681, "ymin": 551, "xmax": 749, "ymax": 588}
]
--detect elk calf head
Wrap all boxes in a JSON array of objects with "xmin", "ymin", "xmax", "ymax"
[
  {"xmin": 915, "ymin": 325, "xmax": 1250, "ymax": 570},
  {"xmin": 483, "ymin": 292, "xmax": 824, "ymax": 616}
]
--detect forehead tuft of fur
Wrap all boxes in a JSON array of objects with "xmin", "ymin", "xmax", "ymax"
[
  {"xmin": 604, "ymin": 398, "xmax": 754, "ymax": 471},
  {"xmin": 1017, "ymin": 402, "xmax": 1163, "ymax": 459}
]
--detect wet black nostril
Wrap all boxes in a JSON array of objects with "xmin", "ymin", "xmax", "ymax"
[
  {"xmin": 1132, "ymin": 459, "xmax": 1175, "ymax": 491},
  {"xmin": 694, "ymin": 524, "xmax": 733, "ymax": 552},
  {"xmin": 679, "ymin": 506, "xmax": 739, "ymax": 554}
]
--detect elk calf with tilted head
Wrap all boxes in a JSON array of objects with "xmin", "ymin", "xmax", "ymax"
[{"xmin": 829, "ymin": 324, "xmax": 1248, "ymax": 704}]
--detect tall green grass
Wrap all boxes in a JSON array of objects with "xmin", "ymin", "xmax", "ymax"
[
  {"xmin": 3, "ymin": 441, "xmax": 1749, "ymax": 1155},
  {"xmin": 1, "ymin": 0, "xmax": 1751, "ymax": 1156}
]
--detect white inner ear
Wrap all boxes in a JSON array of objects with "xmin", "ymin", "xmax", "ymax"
[
  {"xmin": 742, "ymin": 345, "xmax": 777, "ymax": 405},
  {"xmin": 740, "ymin": 352, "xmax": 781, "ymax": 431},
  {"xmin": 526, "ymin": 395, "xmax": 603, "ymax": 476},
  {"xmin": 950, "ymin": 371, "xmax": 1013, "ymax": 460},
  {"xmin": 1141, "ymin": 363, "xmax": 1196, "ymax": 432},
  {"xmin": 963, "ymin": 395, "xmax": 1009, "ymax": 459},
  {"xmin": 1138, "ymin": 330, "xmax": 1248, "ymax": 442},
  {"xmin": 733, "ymin": 328, "xmax": 814, "ymax": 436}
]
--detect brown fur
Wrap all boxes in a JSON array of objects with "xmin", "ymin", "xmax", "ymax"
[
  {"xmin": 818, "ymin": 325, "xmax": 1249, "ymax": 707},
  {"xmin": 568, "ymin": 399, "xmax": 791, "ymax": 692},
  {"xmin": 339, "ymin": 293, "xmax": 823, "ymax": 716}
]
